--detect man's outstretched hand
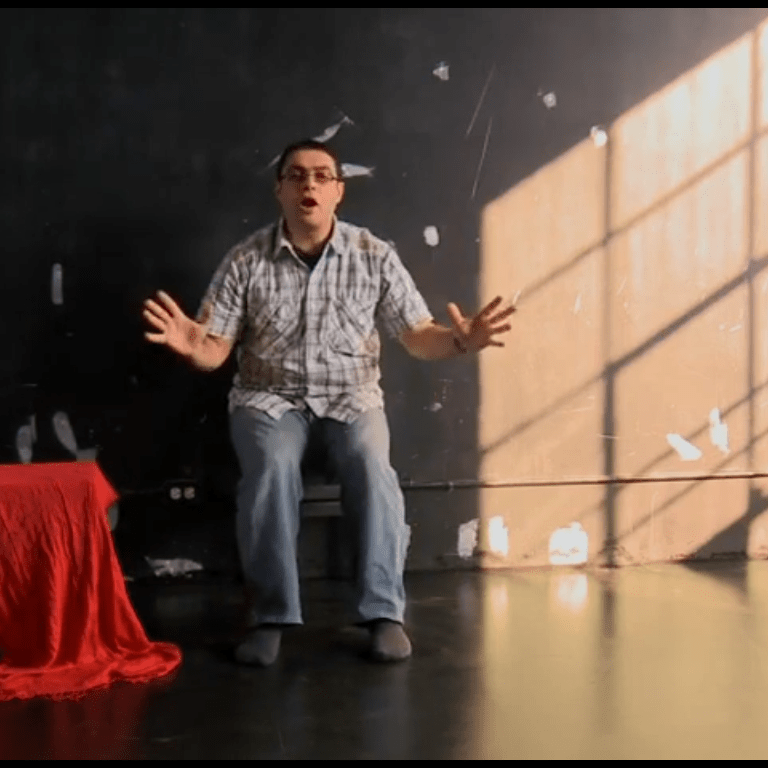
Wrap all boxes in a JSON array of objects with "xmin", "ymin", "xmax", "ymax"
[
  {"xmin": 447, "ymin": 295, "xmax": 516, "ymax": 353},
  {"xmin": 143, "ymin": 291, "xmax": 211, "ymax": 358}
]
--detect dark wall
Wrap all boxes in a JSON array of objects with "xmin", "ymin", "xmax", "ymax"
[{"xmin": 3, "ymin": 9, "xmax": 767, "ymax": 575}]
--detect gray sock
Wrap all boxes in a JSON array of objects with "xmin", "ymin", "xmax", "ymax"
[
  {"xmin": 235, "ymin": 625, "xmax": 282, "ymax": 667},
  {"xmin": 368, "ymin": 620, "xmax": 412, "ymax": 662}
]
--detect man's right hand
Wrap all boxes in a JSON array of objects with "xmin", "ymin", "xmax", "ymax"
[{"xmin": 143, "ymin": 291, "xmax": 211, "ymax": 359}]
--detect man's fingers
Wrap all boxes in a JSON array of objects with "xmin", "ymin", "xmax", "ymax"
[
  {"xmin": 446, "ymin": 302, "xmax": 466, "ymax": 333},
  {"xmin": 489, "ymin": 306, "xmax": 517, "ymax": 324},
  {"xmin": 143, "ymin": 307, "xmax": 170, "ymax": 331},
  {"xmin": 143, "ymin": 300, "xmax": 171, "ymax": 322},
  {"xmin": 144, "ymin": 331, "xmax": 166, "ymax": 344},
  {"xmin": 479, "ymin": 295, "xmax": 503, "ymax": 317},
  {"xmin": 155, "ymin": 290, "xmax": 182, "ymax": 316}
]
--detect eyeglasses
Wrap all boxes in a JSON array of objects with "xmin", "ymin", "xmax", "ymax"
[{"xmin": 280, "ymin": 168, "xmax": 340, "ymax": 185}]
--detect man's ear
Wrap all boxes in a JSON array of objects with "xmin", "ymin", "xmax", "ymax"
[{"xmin": 335, "ymin": 180, "xmax": 345, "ymax": 208}]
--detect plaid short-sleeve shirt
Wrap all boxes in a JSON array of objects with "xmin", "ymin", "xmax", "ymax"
[{"xmin": 197, "ymin": 219, "xmax": 433, "ymax": 422}]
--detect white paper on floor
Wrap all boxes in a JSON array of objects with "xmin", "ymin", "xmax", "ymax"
[{"xmin": 145, "ymin": 557, "xmax": 204, "ymax": 578}]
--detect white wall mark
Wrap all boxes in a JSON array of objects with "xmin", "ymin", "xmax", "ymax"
[
  {"xmin": 709, "ymin": 408, "xmax": 730, "ymax": 454},
  {"xmin": 466, "ymin": 64, "xmax": 495, "ymax": 138},
  {"xmin": 549, "ymin": 522, "xmax": 589, "ymax": 565},
  {"xmin": 470, "ymin": 116, "xmax": 493, "ymax": 200},
  {"xmin": 423, "ymin": 225, "xmax": 440, "ymax": 247},
  {"xmin": 53, "ymin": 411, "xmax": 78, "ymax": 455},
  {"xmin": 488, "ymin": 516, "xmax": 509, "ymax": 557},
  {"xmin": 666, "ymin": 433, "xmax": 703, "ymax": 461},
  {"xmin": 402, "ymin": 524, "xmax": 412, "ymax": 558},
  {"xmin": 51, "ymin": 263, "xmax": 63, "ymax": 305},
  {"xmin": 15, "ymin": 425, "xmax": 33, "ymax": 464},
  {"xmin": 590, "ymin": 126, "xmax": 608, "ymax": 147},
  {"xmin": 458, "ymin": 519, "xmax": 479, "ymax": 559}
]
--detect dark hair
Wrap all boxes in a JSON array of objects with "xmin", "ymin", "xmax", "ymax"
[{"xmin": 275, "ymin": 139, "xmax": 343, "ymax": 181}]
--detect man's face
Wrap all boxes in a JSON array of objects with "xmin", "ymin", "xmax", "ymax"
[{"xmin": 275, "ymin": 149, "xmax": 345, "ymax": 232}]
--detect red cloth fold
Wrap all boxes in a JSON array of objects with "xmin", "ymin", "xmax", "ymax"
[{"xmin": 0, "ymin": 462, "xmax": 182, "ymax": 701}]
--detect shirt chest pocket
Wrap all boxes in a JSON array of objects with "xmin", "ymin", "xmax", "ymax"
[{"xmin": 328, "ymin": 293, "xmax": 379, "ymax": 358}]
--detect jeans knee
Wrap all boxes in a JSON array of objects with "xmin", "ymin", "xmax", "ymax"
[
  {"xmin": 231, "ymin": 408, "xmax": 308, "ymax": 479},
  {"xmin": 343, "ymin": 444, "xmax": 393, "ymax": 478}
]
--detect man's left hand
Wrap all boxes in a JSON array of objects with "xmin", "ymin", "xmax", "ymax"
[{"xmin": 447, "ymin": 295, "xmax": 516, "ymax": 353}]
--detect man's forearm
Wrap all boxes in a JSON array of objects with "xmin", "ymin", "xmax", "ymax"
[{"xmin": 403, "ymin": 323, "xmax": 469, "ymax": 361}]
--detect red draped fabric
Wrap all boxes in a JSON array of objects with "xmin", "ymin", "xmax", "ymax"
[{"xmin": 0, "ymin": 462, "xmax": 182, "ymax": 701}]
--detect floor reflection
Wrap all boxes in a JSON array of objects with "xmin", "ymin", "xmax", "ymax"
[{"xmin": 2, "ymin": 563, "xmax": 768, "ymax": 758}]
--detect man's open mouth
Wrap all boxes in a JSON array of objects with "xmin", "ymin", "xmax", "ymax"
[{"xmin": 301, "ymin": 197, "xmax": 318, "ymax": 209}]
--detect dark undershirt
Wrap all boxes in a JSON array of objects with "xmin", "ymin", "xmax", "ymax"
[
  {"xmin": 295, "ymin": 249, "xmax": 322, "ymax": 271},
  {"xmin": 286, "ymin": 222, "xmax": 331, "ymax": 271}
]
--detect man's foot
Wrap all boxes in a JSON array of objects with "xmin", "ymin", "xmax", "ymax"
[
  {"xmin": 235, "ymin": 625, "xmax": 282, "ymax": 667},
  {"xmin": 368, "ymin": 619, "xmax": 412, "ymax": 662}
]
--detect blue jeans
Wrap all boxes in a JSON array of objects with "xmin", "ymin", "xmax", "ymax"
[{"xmin": 229, "ymin": 406, "xmax": 409, "ymax": 626}]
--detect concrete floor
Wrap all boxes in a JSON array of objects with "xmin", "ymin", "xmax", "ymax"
[{"xmin": 2, "ymin": 561, "xmax": 768, "ymax": 759}]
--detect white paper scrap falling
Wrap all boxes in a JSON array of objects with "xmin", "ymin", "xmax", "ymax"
[
  {"xmin": 265, "ymin": 115, "xmax": 354, "ymax": 169},
  {"xmin": 341, "ymin": 163, "xmax": 375, "ymax": 178},
  {"xmin": 542, "ymin": 91, "xmax": 557, "ymax": 109},
  {"xmin": 433, "ymin": 61, "xmax": 450, "ymax": 81},
  {"xmin": 313, "ymin": 114, "xmax": 354, "ymax": 143},
  {"xmin": 709, "ymin": 408, "xmax": 730, "ymax": 454},
  {"xmin": 666, "ymin": 433, "xmax": 703, "ymax": 461}
]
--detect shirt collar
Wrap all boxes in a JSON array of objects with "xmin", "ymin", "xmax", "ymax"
[{"xmin": 272, "ymin": 216, "xmax": 346, "ymax": 260}]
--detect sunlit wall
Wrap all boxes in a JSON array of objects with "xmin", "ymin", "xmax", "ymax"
[{"xmin": 478, "ymin": 20, "xmax": 768, "ymax": 567}]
